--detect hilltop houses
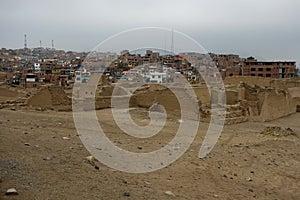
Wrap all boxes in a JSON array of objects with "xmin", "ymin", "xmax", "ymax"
[{"xmin": 0, "ymin": 48, "xmax": 297, "ymax": 87}]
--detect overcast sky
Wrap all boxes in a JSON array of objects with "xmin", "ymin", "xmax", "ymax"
[{"xmin": 1, "ymin": 0, "xmax": 299, "ymax": 66}]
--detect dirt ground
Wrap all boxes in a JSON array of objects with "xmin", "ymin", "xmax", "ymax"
[{"xmin": 0, "ymin": 106, "xmax": 300, "ymax": 200}]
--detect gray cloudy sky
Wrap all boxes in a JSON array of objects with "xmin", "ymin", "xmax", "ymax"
[{"xmin": 1, "ymin": 0, "xmax": 299, "ymax": 66}]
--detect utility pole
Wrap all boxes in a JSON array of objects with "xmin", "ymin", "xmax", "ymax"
[
  {"xmin": 51, "ymin": 40, "xmax": 54, "ymax": 49},
  {"xmin": 171, "ymin": 29, "xmax": 174, "ymax": 55},
  {"xmin": 24, "ymin": 34, "xmax": 27, "ymax": 49}
]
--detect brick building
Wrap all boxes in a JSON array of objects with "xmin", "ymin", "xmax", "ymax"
[
  {"xmin": 210, "ymin": 54, "xmax": 296, "ymax": 79},
  {"xmin": 242, "ymin": 61, "xmax": 296, "ymax": 78}
]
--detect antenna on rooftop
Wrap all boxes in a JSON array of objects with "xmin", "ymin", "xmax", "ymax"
[
  {"xmin": 171, "ymin": 29, "xmax": 174, "ymax": 55},
  {"xmin": 24, "ymin": 34, "xmax": 27, "ymax": 49},
  {"xmin": 51, "ymin": 40, "xmax": 54, "ymax": 49},
  {"xmin": 164, "ymin": 33, "xmax": 167, "ymax": 55},
  {"xmin": 39, "ymin": 40, "xmax": 42, "ymax": 48}
]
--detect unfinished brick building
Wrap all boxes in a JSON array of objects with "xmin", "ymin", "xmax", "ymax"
[
  {"xmin": 210, "ymin": 54, "xmax": 296, "ymax": 79},
  {"xmin": 242, "ymin": 61, "xmax": 296, "ymax": 78}
]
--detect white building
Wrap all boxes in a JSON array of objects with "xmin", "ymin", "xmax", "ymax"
[
  {"xmin": 25, "ymin": 74, "xmax": 36, "ymax": 83},
  {"xmin": 149, "ymin": 72, "xmax": 166, "ymax": 83},
  {"xmin": 75, "ymin": 69, "xmax": 91, "ymax": 83},
  {"xmin": 34, "ymin": 63, "xmax": 41, "ymax": 72}
]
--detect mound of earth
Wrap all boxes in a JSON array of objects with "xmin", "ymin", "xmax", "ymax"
[
  {"xmin": 260, "ymin": 126, "xmax": 296, "ymax": 137},
  {"xmin": 27, "ymin": 86, "xmax": 71, "ymax": 111}
]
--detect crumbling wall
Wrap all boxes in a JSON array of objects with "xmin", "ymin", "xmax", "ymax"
[
  {"xmin": 270, "ymin": 79, "xmax": 300, "ymax": 90},
  {"xmin": 226, "ymin": 82, "xmax": 299, "ymax": 123},
  {"xmin": 224, "ymin": 76, "xmax": 271, "ymax": 87},
  {"xmin": 130, "ymin": 84, "xmax": 181, "ymax": 116},
  {"xmin": 224, "ymin": 76, "xmax": 300, "ymax": 90},
  {"xmin": 287, "ymin": 87, "xmax": 300, "ymax": 113},
  {"xmin": 80, "ymin": 81, "xmax": 299, "ymax": 124},
  {"xmin": 258, "ymin": 89, "xmax": 295, "ymax": 121},
  {"xmin": 192, "ymin": 86, "xmax": 210, "ymax": 105},
  {"xmin": 0, "ymin": 86, "xmax": 28, "ymax": 109},
  {"xmin": 237, "ymin": 83, "xmax": 297, "ymax": 122}
]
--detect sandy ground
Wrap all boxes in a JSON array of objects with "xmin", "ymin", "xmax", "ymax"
[{"xmin": 0, "ymin": 107, "xmax": 300, "ymax": 200}]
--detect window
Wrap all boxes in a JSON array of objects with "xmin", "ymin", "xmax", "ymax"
[
  {"xmin": 258, "ymin": 68, "xmax": 263, "ymax": 71},
  {"xmin": 251, "ymin": 68, "xmax": 256, "ymax": 71},
  {"xmin": 258, "ymin": 74, "xmax": 263, "ymax": 77},
  {"xmin": 158, "ymin": 75, "xmax": 161, "ymax": 78},
  {"xmin": 152, "ymin": 75, "xmax": 155, "ymax": 78},
  {"xmin": 266, "ymin": 68, "xmax": 271, "ymax": 71},
  {"xmin": 266, "ymin": 74, "xmax": 271, "ymax": 77}
]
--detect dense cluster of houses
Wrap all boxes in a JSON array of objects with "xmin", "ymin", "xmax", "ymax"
[
  {"xmin": 0, "ymin": 48, "xmax": 87, "ymax": 87},
  {"xmin": 0, "ymin": 48, "xmax": 297, "ymax": 87},
  {"xmin": 99, "ymin": 50, "xmax": 195, "ymax": 83},
  {"xmin": 94, "ymin": 50, "xmax": 297, "ymax": 83}
]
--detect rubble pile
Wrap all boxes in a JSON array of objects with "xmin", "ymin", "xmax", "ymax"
[{"xmin": 260, "ymin": 126, "xmax": 296, "ymax": 137}]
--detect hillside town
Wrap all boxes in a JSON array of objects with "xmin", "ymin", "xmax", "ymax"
[{"xmin": 0, "ymin": 48, "xmax": 298, "ymax": 88}]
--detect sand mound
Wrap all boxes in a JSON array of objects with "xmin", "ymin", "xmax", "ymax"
[
  {"xmin": 27, "ymin": 87, "xmax": 52, "ymax": 107},
  {"xmin": 27, "ymin": 86, "xmax": 71, "ymax": 110},
  {"xmin": 260, "ymin": 126, "xmax": 296, "ymax": 137}
]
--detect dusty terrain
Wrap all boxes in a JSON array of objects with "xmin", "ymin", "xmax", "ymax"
[
  {"xmin": 0, "ymin": 107, "xmax": 300, "ymax": 199},
  {"xmin": 0, "ymin": 79, "xmax": 300, "ymax": 199}
]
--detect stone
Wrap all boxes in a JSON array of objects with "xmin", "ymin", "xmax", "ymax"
[
  {"xmin": 164, "ymin": 191, "xmax": 175, "ymax": 197},
  {"xmin": 86, "ymin": 156, "xmax": 94, "ymax": 162},
  {"xmin": 123, "ymin": 192, "xmax": 130, "ymax": 197},
  {"xmin": 35, "ymin": 107, "xmax": 42, "ymax": 111},
  {"xmin": 43, "ymin": 157, "xmax": 51, "ymax": 161},
  {"xmin": 5, "ymin": 188, "xmax": 18, "ymax": 195},
  {"xmin": 62, "ymin": 137, "xmax": 70, "ymax": 140},
  {"xmin": 247, "ymin": 177, "xmax": 253, "ymax": 181},
  {"xmin": 85, "ymin": 156, "xmax": 100, "ymax": 170},
  {"xmin": 144, "ymin": 181, "xmax": 151, "ymax": 185}
]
